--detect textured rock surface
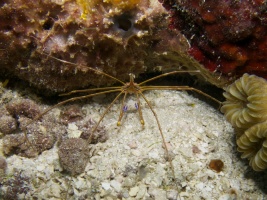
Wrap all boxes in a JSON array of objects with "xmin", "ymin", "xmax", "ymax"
[
  {"xmin": 0, "ymin": 0, "xmax": 193, "ymax": 94},
  {"xmin": 160, "ymin": 0, "xmax": 267, "ymax": 81}
]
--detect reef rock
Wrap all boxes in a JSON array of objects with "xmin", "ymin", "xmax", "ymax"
[
  {"xmin": 0, "ymin": 0, "xmax": 191, "ymax": 94},
  {"xmin": 160, "ymin": 0, "xmax": 267, "ymax": 81}
]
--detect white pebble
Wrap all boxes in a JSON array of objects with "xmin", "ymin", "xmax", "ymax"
[
  {"xmin": 129, "ymin": 186, "xmax": 139, "ymax": 197},
  {"xmin": 36, "ymin": 164, "xmax": 45, "ymax": 171},
  {"xmin": 68, "ymin": 123, "xmax": 78, "ymax": 130},
  {"xmin": 136, "ymin": 184, "xmax": 147, "ymax": 199},
  {"xmin": 167, "ymin": 190, "xmax": 179, "ymax": 200},
  {"xmin": 110, "ymin": 180, "xmax": 121, "ymax": 192},
  {"xmin": 148, "ymin": 151, "xmax": 159, "ymax": 159},
  {"xmin": 101, "ymin": 182, "xmax": 111, "ymax": 190},
  {"xmin": 131, "ymin": 149, "xmax": 141, "ymax": 156}
]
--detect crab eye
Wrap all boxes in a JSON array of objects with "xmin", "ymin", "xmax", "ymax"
[{"xmin": 123, "ymin": 105, "xmax": 128, "ymax": 112}]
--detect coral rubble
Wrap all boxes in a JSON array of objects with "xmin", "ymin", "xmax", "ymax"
[
  {"xmin": 160, "ymin": 0, "xmax": 267, "ymax": 81},
  {"xmin": 58, "ymin": 138, "xmax": 90, "ymax": 175},
  {"xmin": 1, "ymin": 99, "xmax": 61, "ymax": 157},
  {"xmin": 0, "ymin": 156, "xmax": 7, "ymax": 180},
  {"xmin": 221, "ymin": 73, "xmax": 267, "ymax": 171},
  {"xmin": 0, "ymin": 0, "xmax": 191, "ymax": 94},
  {"xmin": 0, "ymin": 171, "xmax": 31, "ymax": 200}
]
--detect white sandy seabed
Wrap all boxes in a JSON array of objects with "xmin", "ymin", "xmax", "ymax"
[{"xmin": 0, "ymin": 88, "xmax": 267, "ymax": 200}]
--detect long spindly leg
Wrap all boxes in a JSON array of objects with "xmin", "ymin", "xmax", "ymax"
[
  {"xmin": 141, "ymin": 85, "xmax": 222, "ymax": 106},
  {"xmin": 87, "ymin": 91, "xmax": 124, "ymax": 143},
  {"xmin": 139, "ymin": 70, "xmax": 200, "ymax": 86},
  {"xmin": 59, "ymin": 86, "xmax": 122, "ymax": 96},
  {"xmin": 22, "ymin": 89, "xmax": 122, "ymax": 151},
  {"xmin": 42, "ymin": 53, "xmax": 126, "ymax": 85},
  {"xmin": 135, "ymin": 93, "xmax": 145, "ymax": 126},
  {"xmin": 138, "ymin": 92, "xmax": 181, "ymax": 200},
  {"xmin": 117, "ymin": 92, "xmax": 128, "ymax": 126}
]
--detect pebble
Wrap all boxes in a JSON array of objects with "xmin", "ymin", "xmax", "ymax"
[
  {"xmin": 148, "ymin": 187, "xmax": 167, "ymax": 200},
  {"xmin": 195, "ymin": 182, "xmax": 204, "ymax": 190},
  {"xmin": 75, "ymin": 177, "xmax": 87, "ymax": 190},
  {"xmin": 166, "ymin": 190, "xmax": 178, "ymax": 200},
  {"xmin": 36, "ymin": 164, "xmax": 45, "ymax": 171},
  {"xmin": 131, "ymin": 149, "xmax": 141, "ymax": 156},
  {"xmin": 101, "ymin": 182, "xmax": 111, "ymax": 190},
  {"xmin": 67, "ymin": 123, "xmax": 82, "ymax": 138},
  {"xmin": 110, "ymin": 180, "xmax": 121, "ymax": 192},
  {"xmin": 129, "ymin": 186, "xmax": 139, "ymax": 197},
  {"xmin": 148, "ymin": 151, "xmax": 159, "ymax": 159},
  {"xmin": 128, "ymin": 141, "xmax": 137, "ymax": 149},
  {"xmin": 121, "ymin": 189, "xmax": 130, "ymax": 198},
  {"xmin": 218, "ymin": 194, "xmax": 236, "ymax": 200},
  {"xmin": 180, "ymin": 192, "xmax": 190, "ymax": 197},
  {"xmin": 136, "ymin": 184, "xmax": 147, "ymax": 199},
  {"xmin": 188, "ymin": 163, "xmax": 199, "ymax": 172},
  {"xmin": 179, "ymin": 146, "xmax": 193, "ymax": 158},
  {"xmin": 50, "ymin": 182, "xmax": 61, "ymax": 198},
  {"xmin": 123, "ymin": 177, "xmax": 135, "ymax": 187},
  {"xmin": 220, "ymin": 177, "xmax": 230, "ymax": 191},
  {"xmin": 181, "ymin": 182, "xmax": 187, "ymax": 187},
  {"xmin": 68, "ymin": 123, "xmax": 78, "ymax": 131}
]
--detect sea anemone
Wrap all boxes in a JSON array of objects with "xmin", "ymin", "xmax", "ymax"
[
  {"xmin": 221, "ymin": 73, "xmax": 267, "ymax": 130},
  {"xmin": 237, "ymin": 122, "xmax": 267, "ymax": 171}
]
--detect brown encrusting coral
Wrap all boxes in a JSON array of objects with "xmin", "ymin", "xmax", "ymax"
[
  {"xmin": 0, "ymin": 0, "xmax": 193, "ymax": 94},
  {"xmin": 159, "ymin": 0, "xmax": 267, "ymax": 81},
  {"xmin": 221, "ymin": 73, "xmax": 267, "ymax": 171},
  {"xmin": 0, "ymin": 98, "xmax": 63, "ymax": 157},
  {"xmin": 78, "ymin": 116, "xmax": 109, "ymax": 144},
  {"xmin": 58, "ymin": 138, "xmax": 90, "ymax": 175},
  {"xmin": 0, "ymin": 156, "xmax": 7, "ymax": 180},
  {"xmin": 0, "ymin": 91, "xmax": 108, "ymax": 178},
  {"xmin": 59, "ymin": 105, "xmax": 84, "ymax": 125},
  {"xmin": 0, "ymin": 114, "xmax": 17, "ymax": 135},
  {"xmin": 0, "ymin": 171, "xmax": 31, "ymax": 200}
]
